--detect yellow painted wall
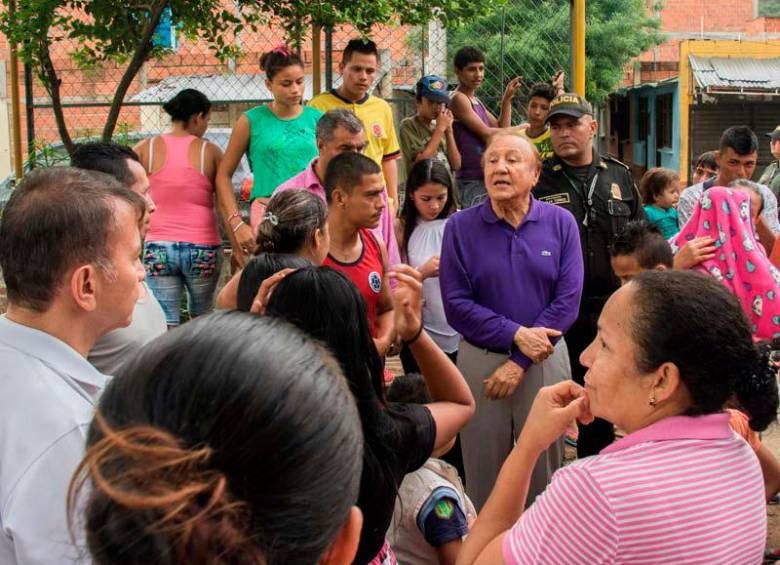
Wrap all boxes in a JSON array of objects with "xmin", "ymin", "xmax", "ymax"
[{"xmin": 679, "ymin": 39, "xmax": 780, "ymax": 183}]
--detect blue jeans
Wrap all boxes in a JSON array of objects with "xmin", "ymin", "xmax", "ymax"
[
  {"xmin": 458, "ymin": 178, "xmax": 488, "ymax": 208},
  {"xmin": 143, "ymin": 241, "xmax": 222, "ymax": 326}
]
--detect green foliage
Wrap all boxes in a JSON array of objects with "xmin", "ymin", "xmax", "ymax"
[
  {"xmin": 1, "ymin": 0, "xmax": 265, "ymax": 72},
  {"xmin": 257, "ymin": 0, "xmax": 503, "ymax": 46},
  {"xmin": 0, "ymin": 0, "xmax": 498, "ymax": 150},
  {"xmin": 448, "ymin": 0, "xmax": 662, "ymax": 106},
  {"xmin": 759, "ymin": 0, "xmax": 780, "ymax": 16}
]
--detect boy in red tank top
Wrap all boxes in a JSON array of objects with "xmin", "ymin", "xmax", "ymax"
[{"xmin": 323, "ymin": 152, "xmax": 396, "ymax": 356}]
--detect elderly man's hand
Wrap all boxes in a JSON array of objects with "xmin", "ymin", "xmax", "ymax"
[
  {"xmin": 514, "ymin": 326, "xmax": 561, "ymax": 363},
  {"xmin": 483, "ymin": 360, "xmax": 525, "ymax": 400}
]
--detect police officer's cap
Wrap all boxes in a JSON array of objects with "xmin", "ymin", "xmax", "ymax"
[
  {"xmin": 545, "ymin": 92, "xmax": 593, "ymax": 124},
  {"xmin": 766, "ymin": 124, "xmax": 780, "ymax": 140}
]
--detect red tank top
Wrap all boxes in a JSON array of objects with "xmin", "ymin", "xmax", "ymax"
[{"xmin": 324, "ymin": 229, "xmax": 384, "ymax": 336}]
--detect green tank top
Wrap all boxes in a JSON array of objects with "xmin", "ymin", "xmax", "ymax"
[{"xmin": 245, "ymin": 105, "xmax": 323, "ymax": 200}]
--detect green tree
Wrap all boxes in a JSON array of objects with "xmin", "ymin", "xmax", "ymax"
[
  {"xmin": 448, "ymin": 0, "xmax": 662, "ymax": 108},
  {"xmin": 1, "ymin": 0, "xmax": 498, "ymax": 154},
  {"xmin": 759, "ymin": 0, "xmax": 780, "ymax": 16}
]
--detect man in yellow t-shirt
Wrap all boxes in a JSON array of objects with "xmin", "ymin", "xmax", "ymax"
[
  {"xmin": 516, "ymin": 79, "xmax": 561, "ymax": 162},
  {"xmin": 310, "ymin": 38, "xmax": 401, "ymax": 208}
]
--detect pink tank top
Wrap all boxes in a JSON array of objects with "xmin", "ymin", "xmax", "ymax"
[{"xmin": 146, "ymin": 134, "xmax": 221, "ymax": 245}]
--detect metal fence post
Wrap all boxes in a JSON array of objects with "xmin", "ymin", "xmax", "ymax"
[
  {"xmin": 8, "ymin": 0, "xmax": 23, "ymax": 180},
  {"xmin": 325, "ymin": 27, "xmax": 333, "ymax": 92},
  {"xmin": 24, "ymin": 62, "xmax": 35, "ymax": 164},
  {"xmin": 313, "ymin": 25, "xmax": 322, "ymax": 96}
]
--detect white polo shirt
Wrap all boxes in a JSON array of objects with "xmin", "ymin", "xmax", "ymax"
[{"xmin": 0, "ymin": 316, "xmax": 107, "ymax": 564}]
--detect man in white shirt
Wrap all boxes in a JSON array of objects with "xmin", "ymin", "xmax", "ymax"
[
  {"xmin": 71, "ymin": 142, "xmax": 167, "ymax": 375},
  {"xmin": 0, "ymin": 167, "xmax": 146, "ymax": 564}
]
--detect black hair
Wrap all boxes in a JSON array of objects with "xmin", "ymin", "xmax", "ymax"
[
  {"xmin": 610, "ymin": 221, "xmax": 673, "ymax": 269},
  {"xmin": 0, "ymin": 167, "xmax": 144, "ymax": 312},
  {"xmin": 265, "ymin": 266, "xmax": 400, "ymax": 555},
  {"xmin": 386, "ymin": 373, "xmax": 432, "ymax": 404},
  {"xmin": 527, "ymin": 81, "xmax": 557, "ymax": 103},
  {"xmin": 399, "ymin": 159, "xmax": 455, "ymax": 258},
  {"xmin": 342, "ymin": 38, "xmax": 379, "ymax": 65},
  {"xmin": 256, "ymin": 190, "xmax": 328, "ymax": 255},
  {"xmin": 259, "ymin": 47, "xmax": 303, "ymax": 81},
  {"xmin": 162, "ymin": 89, "xmax": 211, "ymax": 123},
  {"xmin": 70, "ymin": 311, "xmax": 362, "ymax": 565},
  {"xmin": 720, "ymin": 125, "xmax": 759, "ymax": 156},
  {"xmin": 639, "ymin": 167, "xmax": 680, "ymax": 205},
  {"xmin": 323, "ymin": 152, "xmax": 381, "ymax": 203},
  {"xmin": 695, "ymin": 150, "xmax": 719, "ymax": 172},
  {"xmin": 630, "ymin": 270, "xmax": 779, "ymax": 431},
  {"xmin": 236, "ymin": 253, "xmax": 312, "ymax": 312},
  {"xmin": 454, "ymin": 46, "xmax": 485, "ymax": 71},
  {"xmin": 71, "ymin": 142, "xmax": 140, "ymax": 188}
]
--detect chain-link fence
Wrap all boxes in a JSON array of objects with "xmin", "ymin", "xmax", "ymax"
[{"xmin": 13, "ymin": 0, "xmax": 571, "ymax": 176}]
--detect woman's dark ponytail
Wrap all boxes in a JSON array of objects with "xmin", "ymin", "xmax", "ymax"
[{"xmin": 162, "ymin": 89, "xmax": 211, "ymax": 123}]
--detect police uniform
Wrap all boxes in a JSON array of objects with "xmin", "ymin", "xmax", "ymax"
[
  {"xmin": 533, "ymin": 93, "xmax": 645, "ymax": 457},
  {"xmin": 760, "ymin": 126, "xmax": 780, "ymax": 200}
]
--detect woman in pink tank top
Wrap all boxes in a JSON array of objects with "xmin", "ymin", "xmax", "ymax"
[{"xmin": 134, "ymin": 89, "xmax": 225, "ymax": 326}]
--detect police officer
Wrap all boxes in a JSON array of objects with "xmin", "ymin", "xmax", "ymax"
[
  {"xmin": 534, "ymin": 93, "xmax": 644, "ymax": 457},
  {"xmin": 759, "ymin": 124, "xmax": 780, "ymax": 199}
]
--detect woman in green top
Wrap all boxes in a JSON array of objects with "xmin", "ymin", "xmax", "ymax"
[{"xmin": 216, "ymin": 44, "xmax": 322, "ymax": 267}]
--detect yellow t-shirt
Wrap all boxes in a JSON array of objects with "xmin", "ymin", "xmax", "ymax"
[
  {"xmin": 518, "ymin": 126, "xmax": 554, "ymax": 161},
  {"xmin": 309, "ymin": 91, "xmax": 401, "ymax": 168}
]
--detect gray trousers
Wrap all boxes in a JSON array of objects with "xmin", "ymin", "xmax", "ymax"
[{"xmin": 458, "ymin": 338, "xmax": 571, "ymax": 511}]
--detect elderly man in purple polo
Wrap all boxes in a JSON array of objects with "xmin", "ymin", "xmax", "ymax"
[
  {"xmin": 274, "ymin": 108, "xmax": 401, "ymax": 268},
  {"xmin": 440, "ymin": 132, "xmax": 583, "ymax": 511}
]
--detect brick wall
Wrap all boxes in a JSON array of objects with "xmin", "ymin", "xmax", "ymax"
[{"xmin": 623, "ymin": 0, "xmax": 780, "ymax": 86}]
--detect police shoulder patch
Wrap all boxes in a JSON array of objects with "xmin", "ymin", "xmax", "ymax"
[
  {"xmin": 602, "ymin": 154, "xmax": 630, "ymax": 170},
  {"xmin": 434, "ymin": 498, "xmax": 455, "ymax": 520}
]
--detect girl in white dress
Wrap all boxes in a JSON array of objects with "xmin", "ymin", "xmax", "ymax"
[{"xmin": 396, "ymin": 159, "xmax": 459, "ymax": 372}]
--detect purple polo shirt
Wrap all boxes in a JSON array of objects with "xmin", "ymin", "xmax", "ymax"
[
  {"xmin": 440, "ymin": 196, "xmax": 583, "ymax": 368},
  {"xmin": 273, "ymin": 158, "xmax": 401, "ymax": 269}
]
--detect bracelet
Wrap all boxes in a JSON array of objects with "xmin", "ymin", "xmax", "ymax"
[
  {"xmin": 227, "ymin": 211, "xmax": 241, "ymax": 225},
  {"xmin": 232, "ymin": 220, "xmax": 246, "ymax": 234},
  {"xmin": 403, "ymin": 324, "xmax": 424, "ymax": 345}
]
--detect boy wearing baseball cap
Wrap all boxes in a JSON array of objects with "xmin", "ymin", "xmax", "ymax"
[{"xmin": 399, "ymin": 75, "xmax": 462, "ymax": 181}]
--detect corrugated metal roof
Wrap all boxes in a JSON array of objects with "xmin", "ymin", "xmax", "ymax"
[
  {"xmin": 129, "ymin": 71, "xmax": 387, "ymax": 103},
  {"xmin": 689, "ymin": 55, "xmax": 780, "ymax": 92}
]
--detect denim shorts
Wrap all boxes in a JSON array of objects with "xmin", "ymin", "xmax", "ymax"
[{"xmin": 143, "ymin": 241, "xmax": 223, "ymax": 326}]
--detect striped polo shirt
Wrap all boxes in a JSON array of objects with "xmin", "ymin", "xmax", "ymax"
[{"xmin": 503, "ymin": 413, "xmax": 766, "ymax": 564}]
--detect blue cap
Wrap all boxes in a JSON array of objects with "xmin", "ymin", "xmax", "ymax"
[{"xmin": 416, "ymin": 75, "xmax": 450, "ymax": 104}]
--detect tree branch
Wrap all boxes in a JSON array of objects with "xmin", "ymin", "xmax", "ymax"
[
  {"xmin": 38, "ymin": 38, "xmax": 74, "ymax": 154},
  {"xmin": 101, "ymin": 0, "xmax": 167, "ymax": 141}
]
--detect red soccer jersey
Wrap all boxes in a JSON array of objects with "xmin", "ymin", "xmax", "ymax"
[{"xmin": 324, "ymin": 229, "xmax": 384, "ymax": 336}]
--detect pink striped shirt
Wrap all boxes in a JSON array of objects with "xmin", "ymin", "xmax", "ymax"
[{"xmin": 503, "ymin": 413, "xmax": 766, "ymax": 564}]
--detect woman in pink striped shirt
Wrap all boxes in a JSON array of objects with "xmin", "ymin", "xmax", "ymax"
[{"xmin": 458, "ymin": 270, "xmax": 778, "ymax": 565}]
